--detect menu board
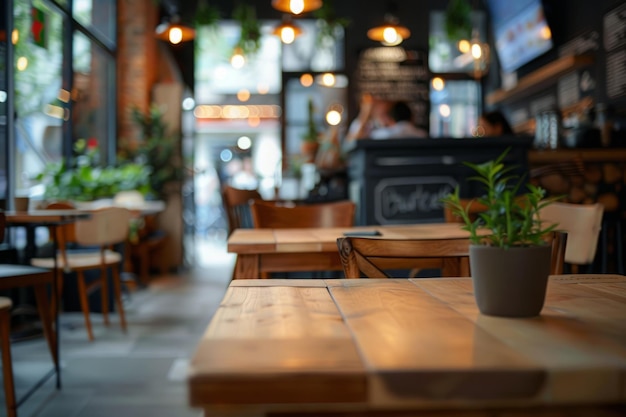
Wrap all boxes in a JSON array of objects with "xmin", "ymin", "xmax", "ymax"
[{"xmin": 355, "ymin": 47, "xmax": 430, "ymax": 130}]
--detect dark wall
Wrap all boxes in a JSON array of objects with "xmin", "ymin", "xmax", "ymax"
[{"xmin": 484, "ymin": 0, "xmax": 626, "ymax": 113}]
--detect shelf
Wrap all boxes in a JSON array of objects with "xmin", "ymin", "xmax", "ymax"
[
  {"xmin": 486, "ymin": 55, "xmax": 594, "ymax": 106},
  {"xmin": 528, "ymin": 149, "xmax": 626, "ymax": 164}
]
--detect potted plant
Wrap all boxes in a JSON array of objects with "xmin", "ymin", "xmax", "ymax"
[
  {"xmin": 301, "ymin": 97, "xmax": 320, "ymax": 163},
  {"xmin": 441, "ymin": 150, "xmax": 558, "ymax": 317},
  {"xmin": 34, "ymin": 138, "xmax": 152, "ymax": 202}
]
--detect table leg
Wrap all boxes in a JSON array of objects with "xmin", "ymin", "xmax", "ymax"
[
  {"xmin": 50, "ymin": 225, "xmax": 61, "ymax": 389},
  {"xmin": 235, "ymin": 255, "xmax": 260, "ymax": 279}
]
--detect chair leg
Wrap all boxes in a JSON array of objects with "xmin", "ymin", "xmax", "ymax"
[
  {"xmin": 111, "ymin": 265, "xmax": 127, "ymax": 333},
  {"xmin": 139, "ymin": 244, "xmax": 150, "ymax": 285},
  {"xmin": 616, "ymin": 219, "xmax": 624, "ymax": 275},
  {"xmin": 50, "ymin": 268, "xmax": 64, "ymax": 318},
  {"xmin": 33, "ymin": 285, "xmax": 58, "ymax": 366},
  {"xmin": 76, "ymin": 271, "xmax": 94, "ymax": 341},
  {"xmin": 0, "ymin": 304, "xmax": 17, "ymax": 417},
  {"xmin": 100, "ymin": 265, "xmax": 110, "ymax": 326}
]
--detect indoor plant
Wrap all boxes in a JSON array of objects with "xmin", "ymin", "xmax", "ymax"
[
  {"xmin": 301, "ymin": 97, "xmax": 320, "ymax": 163},
  {"xmin": 441, "ymin": 149, "xmax": 558, "ymax": 317}
]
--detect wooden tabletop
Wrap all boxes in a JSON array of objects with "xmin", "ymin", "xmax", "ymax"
[
  {"xmin": 227, "ymin": 223, "xmax": 474, "ymax": 254},
  {"xmin": 189, "ymin": 275, "xmax": 626, "ymax": 416},
  {"xmin": 4, "ymin": 210, "xmax": 92, "ymax": 224}
]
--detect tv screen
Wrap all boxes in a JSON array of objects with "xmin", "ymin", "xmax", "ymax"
[{"xmin": 486, "ymin": 0, "xmax": 553, "ymax": 73}]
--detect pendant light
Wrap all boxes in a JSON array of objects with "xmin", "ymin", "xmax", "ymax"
[
  {"xmin": 271, "ymin": 0, "xmax": 322, "ymax": 15},
  {"xmin": 367, "ymin": 13, "xmax": 410, "ymax": 46},
  {"xmin": 272, "ymin": 16, "xmax": 303, "ymax": 44},
  {"xmin": 155, "ymin": 14, "xmax": 195, "ymax": 44}
]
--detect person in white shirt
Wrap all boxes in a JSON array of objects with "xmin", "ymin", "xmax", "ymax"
[
  {"xmin": 370, "ymin": 101, "xmax": 428, "ymax": 139},
  {"xmin": 345, "ymin": 94, "xmax": 393, "ymax": 143}
]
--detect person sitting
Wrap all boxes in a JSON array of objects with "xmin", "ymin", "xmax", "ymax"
[
  {"xmin": 345, "ymin": 94, "xmax": 393, "ymax": 142},
  {"xmin": 478, "ymin": 111, "xmax": 514, "ymax": 136},
  {"xmin": 370, "ymin": 101, "xmax": 428, "ymax": 139}
]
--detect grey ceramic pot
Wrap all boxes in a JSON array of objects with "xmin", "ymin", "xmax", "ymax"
[{"xmin": 469, "ymin": 244, "xmax": 552, "ymax": 318}]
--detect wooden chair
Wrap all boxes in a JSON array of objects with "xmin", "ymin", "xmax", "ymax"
[
  {"xmin": 114, "ymin": 192, "xmax": 168, "ymax": 285},
  {"xmin": 443, "ymin": 198, "xmax": 489, "ymax": 223},
  {"xmin": 337, "ymin": 230, "xmax": 567, "ymax": 279},
  {"xmin": 222, "ymin": 186, "xmax": 262, "ymax": 233},
  {"xmin": 0, "ymin": 296, "xmax": 16, "ymax": 417},
  {"xmin": 31, "ymin": 204, "xmax": 131, "ymax": 341},
  {"xmin": 250, "ymin": 199, "xmax": 356, "ymax": 228},
  {"xmin": 337, "ymin": 236, "xmax": 471, "ymax": 278},
  {"xmin": 539, "ymin": 202, "xmax": 604, "ymax": 273},
  {"xmin": 0, "ymin": 211, "xmax": 57, "ymax": 417}
]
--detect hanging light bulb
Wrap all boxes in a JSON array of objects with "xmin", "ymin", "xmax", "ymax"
[
  {"xmin": 471, "ymin": 42, "xmax": 482, "ymax": 59},
  {"xmin": 458, "ymin": 39, "xmax": 470, "ymax": 53},
  {"xmin": 469, "ymin": 28, "xmax": 489, "ymax": 79},
  {"xmin": 367, "ymin": 13, "xmax": 410, "ymax": 46},
  {"xmin": 169, "ymin": 27, "xmax": 183, "ymax": 44},
  {"xmin": 155, "ymin": 15, "xmax": 195, "ymax": 44},
  {"xmin": 271, "ymin": 0, "xmax": 322, "ymax": 15},
  {"xmin": 272, "ymin": 16, "xmax": 303, "ymax": 44},
  {"xmin": 230, "ymin": 47, "xmax": 246, "ymax": 68}
]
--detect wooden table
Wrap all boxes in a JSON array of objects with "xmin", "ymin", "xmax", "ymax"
[
  {"xmin": 188, "ymin": 275, "xmax": 626, "ymax": 417},
  {"xmin": 4, "ymin": 209, "xmax": 92, "ymax": 390},
  {"xmin": 228, "ymin": 223, "xmax": 474, "ymax": 279}
]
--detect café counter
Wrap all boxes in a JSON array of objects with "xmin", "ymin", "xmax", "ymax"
[{"xmin": 345, "ymin": 136, "xmax": 533, "ymax": 225}]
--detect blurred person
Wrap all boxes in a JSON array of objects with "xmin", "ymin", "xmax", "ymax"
[
  {"xmin": 345, "ymin": 93, "xmax": 394, "ymax": 142},
  {"xmin": 477, "ymin": 111, "xmax": 514, "ymax": 137},
  {"xmin": 370, "ymin": 101, "xmax": 428, "ymax": 139}
]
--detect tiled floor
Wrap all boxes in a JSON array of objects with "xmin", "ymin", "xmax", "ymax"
[{"xmin": 2, "ymin": 238, "xmax": 235, "ymax": 417}]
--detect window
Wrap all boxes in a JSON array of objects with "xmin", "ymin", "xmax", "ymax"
[
  {"xmin": 73, "ymin": 0, "xmax": 116, "ymax": 44},
  {"xmin": 72, "ymin": 31, "xmax": 115, "ymax": 164},
  {"xmin": 13, "ymin": 0, "xmax": 64, "ymax": 195},
  {"xmin": 428, "ymin": 10, "xmax": 485, "ymax": 138}
]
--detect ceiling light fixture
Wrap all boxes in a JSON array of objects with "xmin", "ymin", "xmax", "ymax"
[
  {"xmin": 155, "ymin": 15, "xmax": 195, "ymax": 44},
  {"xmin": 367, "ymin": 13, "xmax": 410, "ymax": 46},
  {"xmin": 272, "ymin": 17, "xmax": 303, "ymax": 44},
  {"xmin": 271, "ymin": 0, "xmax": 322, "ymax": 15}
]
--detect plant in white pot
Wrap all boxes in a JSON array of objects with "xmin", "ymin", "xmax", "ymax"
[{"xmin": 442, "ymin": 150, "xmax": 559, "ymax": 317}]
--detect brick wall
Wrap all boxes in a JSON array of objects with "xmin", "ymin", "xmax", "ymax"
[{"xmin": 117, "ymin": 0, "xmax": 159, "ymax": 142}]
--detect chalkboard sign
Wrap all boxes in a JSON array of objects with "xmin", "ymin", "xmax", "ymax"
[
  {"xmin": 374, "ymin": 176, "xmax": 457, "ymax": 224},
  {"xmin": 355, "ymin": 47, "xmax": 430, "ymax": 131}
]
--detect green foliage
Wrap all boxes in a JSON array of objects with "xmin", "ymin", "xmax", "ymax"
[
  {"xmin": 445, "ymin": 0, "xmax": 472, "ymax": 41},
  {"xmin": 302, "ymin": 97, "xmax": 319, "ymax": 143},
  {"xmin": 441, "ymin": 149, "xmax": 559, "ymax": 248},
  {"xmin": 123, "ymin": 106, "xmax": 183, "ymax": 198},
  {"xmin": 233, "ymin": 3, "xmax": 261, "ymax": 56},
  {"xmin": 34, "ymin": 139, "xmax": 152, "ymax": 202},
  {"xmin": 194, "ymin": 0, "xmax": 221, "ymax": 29},
  {"xmin": 313, "ymin": 0, "xmax": 351, "ymax": 47}
]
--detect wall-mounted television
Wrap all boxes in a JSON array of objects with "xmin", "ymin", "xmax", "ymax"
[{"xmin": 486, "ymin": 0, "xmax": 553, "ymax": 73}]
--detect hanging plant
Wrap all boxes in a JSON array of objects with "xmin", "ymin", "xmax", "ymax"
[
  {"xmin": 233, "ymin": 3, "xmax": 262, "ymax": 56},
  {"xmin": 194, "ymin": 0, "xmax": 221, "ymax": 29},
  {"xmin": 313, "ymin": 0, "xmax": 350, "ymax": 47},
  {"xmin": 445, "ymin": 0, "xmax": 472, "ymax": 41}
]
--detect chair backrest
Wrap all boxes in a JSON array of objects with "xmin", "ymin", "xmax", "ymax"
[
  {"xmin": 539, "ymin": 202, "xmax": 604, "ymax": 265},
  {"xmin": 222, "ymin": 186, "xmax": 262, "ymax": 232},
  {"xmin": 337, "ymin": 231, "xmax": 566, "ymax": 279},
  {"xmin": 44, "ymin": 201, "xmax": 78, "ymax": 246},
  {"xmin": 545, "ymin": 230, "xmax": 567, "ymax": 275},
  {"xmin": 251, "ymin": 199, "xmax": 356, "ymax": 228},
  {"xmin": 74, "ymin": 207, "xmax": 132, "ymax": 247},
  {"xmin": 337, "ymin": 236, "xmax": 471, "ymax": 278},
  {"xmin": 443, "ymin": 198, "xmax": 489, "ymax": 223}
]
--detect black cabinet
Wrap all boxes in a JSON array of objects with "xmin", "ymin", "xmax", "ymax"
[{"xmin": 346, "ymin": 136, "xmax": 533, "ymax": 225}]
